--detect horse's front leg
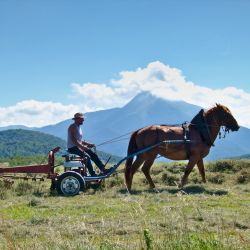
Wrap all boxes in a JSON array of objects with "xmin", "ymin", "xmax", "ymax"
[
  {"xmin": 178, "ymin": 158, "xmax": 198, "ymax": 188},
  {"xmin": 141, "ymin": 157, "xmax": 156, "ymax": 189},
  {"xmin": 197, "ymin": 159, "xmax": 206, "ymax": 183}
]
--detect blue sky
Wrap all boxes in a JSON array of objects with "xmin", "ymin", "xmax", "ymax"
[{"xmin": 0, "ymin": 0, "xmax": 250, "ymax": 128}]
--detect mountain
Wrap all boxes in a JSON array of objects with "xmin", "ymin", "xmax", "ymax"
[
  {"xmin": 228, "ymin": 153, "xmax": 250, "ymax": 160},
  {"xmin": 0, "ymin": 92, "xmax": 249, "ymax": 161},
  {"xmin": 0, "ymin": 125, "xmax": 35, "ymax": 131},
  {"xmin": 34, "ymin": 107, "xmax": 122, "ymax": 140},
  {"xmin": 34, "ymin": 92, "xmax": 202, "ymax": 158}
]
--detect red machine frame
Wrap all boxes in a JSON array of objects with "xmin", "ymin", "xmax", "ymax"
[{"xmin": 0, "ymin": 147, "xmax": 60, "ymax": 184}]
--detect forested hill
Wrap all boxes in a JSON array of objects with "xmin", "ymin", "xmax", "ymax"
[
  {"xmin": 0, "ymin": 129, "xmax": 66, "ymax": 158},
  {"xmin": 229, "ymin": 154, "xmax": 250, "ymax": 160},
  {"xmin": 0, "ymin": 129, "xmax": 123, "ymax": 164}
]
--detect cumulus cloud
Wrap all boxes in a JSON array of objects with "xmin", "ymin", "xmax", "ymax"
[
  {"xmin": 70, "ymin": 83, "xmax": 117, "ymax": 108},
  {"xmin": 0, "ymin": 100, "xmax": 80, "ymax": 127},
  {"xmin": 71, "ymin": 61, "xmax": 250, "ymax": 128},
  {"xmin": 1, "ymin": 61, "xmax": 249, "ymax": 128}
]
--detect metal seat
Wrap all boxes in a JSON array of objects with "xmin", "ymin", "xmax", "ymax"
[{"xmin": 62, "ymin": 150, "xmax": 87, "ymax": 176}]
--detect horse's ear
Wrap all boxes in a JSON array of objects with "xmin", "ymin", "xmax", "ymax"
[{"xmin": 216, "ymin": 103, "xmax": 218, "ymax": 107}]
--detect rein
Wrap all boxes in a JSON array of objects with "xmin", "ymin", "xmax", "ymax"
[
  {"xmin": 94, "ymin": 125, "xmax": 183, "ymax": 147},
  {"xmin": 95, "ymin": 132, "xmax": 132, "ymax": 147}
]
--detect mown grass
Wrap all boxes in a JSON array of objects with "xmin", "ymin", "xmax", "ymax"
[{"xmin": 0, "ymin": 159, "xmax": 250, "ymax": 249}]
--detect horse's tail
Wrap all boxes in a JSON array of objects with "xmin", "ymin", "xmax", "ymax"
[{"xmin": 124, "ymin": 129, "xmax": 139, "ymax": 185}]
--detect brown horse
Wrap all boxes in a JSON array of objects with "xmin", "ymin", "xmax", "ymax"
[{"xmin": 125, "ymin": 104, "xmax": 240, "ymax": 190}]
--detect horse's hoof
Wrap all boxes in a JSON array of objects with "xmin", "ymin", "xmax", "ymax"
[
  {"xmin": 125, "ymin": 184, "xmax": 132, "ymax": 193},
  {"xmin": 174, "ymin": 181, "xmax": 182, "ymax": 189}
]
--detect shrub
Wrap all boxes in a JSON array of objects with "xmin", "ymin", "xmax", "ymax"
[
  {"xmin": 233, "ymin": 159, "xmax": 250, "ymax": 171},
  {"xmin": 207, "ymin": 173, "xmax": 225, "ymax": 184},
  {"xmin": 207, "ymin": 160, "xmax": 240, "ymax": 174},
  {"xmin": 161, "ymin": 172, "xmax": 177, "ymax": 186},
  {"xmin": 167, "ymin": 161, "xmax": 187, "ymax": 174},
  {"xmin": 236, "ymin": 169, "xmax": 250, "ymax": 184},
  {"xmin": 189, "ymin": 173, "xmax": 202, "ymax": 184}
]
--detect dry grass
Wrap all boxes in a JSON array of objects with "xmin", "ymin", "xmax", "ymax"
[{"xmin": 0, "ymin": 160, "xmax": 250, "ymax": 249}]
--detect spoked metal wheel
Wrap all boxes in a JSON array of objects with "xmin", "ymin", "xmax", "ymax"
[{"xmin": 56, "ymin": 171, "xmax": 85, "ymax": 196}]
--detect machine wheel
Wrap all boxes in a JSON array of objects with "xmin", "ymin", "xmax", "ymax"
[{"xmin": 56, "ymin": 171, "xmax": 85, "ymax": 196}]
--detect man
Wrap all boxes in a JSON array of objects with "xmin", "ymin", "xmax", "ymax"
[{"xmin": 67, "ymin": 112, "xmax": 112, "ymax": 176}]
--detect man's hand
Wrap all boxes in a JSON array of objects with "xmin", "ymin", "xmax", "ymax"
[{"xmin": 80, "ymin": 145, "xmax": 90, "ymax": 151}]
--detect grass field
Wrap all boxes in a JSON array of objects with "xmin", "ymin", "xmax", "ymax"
[{"xmin": 0, "ymin": 160, "xmax": 250, "ymax": 249}]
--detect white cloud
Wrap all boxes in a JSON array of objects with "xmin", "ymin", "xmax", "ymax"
[
  {"xmin": 70, "ymin": 83, "xmax": 116, "ymax": 107},
  {"xmin": 0, "ymin": 100, "xmax": 79, "ymax": 127},
  {"xmin": 1, "ymin": 61, "xmax": 249, "ymax": 128},
  {"xmin": 71, "ymin": 61, "xmax": 250, "ymax": 128}
]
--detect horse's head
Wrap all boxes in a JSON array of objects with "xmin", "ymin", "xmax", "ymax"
[{"xmin": 215, "ymin": 103, "xmax": 240, "ymax": 132}]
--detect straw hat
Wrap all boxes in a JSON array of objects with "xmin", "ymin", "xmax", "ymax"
[{"xmin": 72, "ymin": 112, "xmax": 86, "ymax": 120}]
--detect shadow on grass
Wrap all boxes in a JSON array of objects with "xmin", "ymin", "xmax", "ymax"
[
  {"xmin": 48, "ymin": 182, "xmax": 228, "ymax": 197},
  {"xmin": 118, "ymin": 185, "xmax": 228, "ymax": 196},
  {"xmin": 182, "ymin": 185, "xmax": 228, "ymax": 195}
]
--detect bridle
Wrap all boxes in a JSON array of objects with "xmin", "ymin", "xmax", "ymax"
[{"xmin": 212, "ymin": 108, "xmax": 231, "ymax": 139}]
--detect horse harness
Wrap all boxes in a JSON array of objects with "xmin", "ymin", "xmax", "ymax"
[
  {"xmin": 141, "ymin": 124, "xmax": 192, "ymax": 159},
  {"xmin": 182, "ymin": 122, "xmax": 191, "ymax": 159},
  {"xmin": 139, "ymin": 109, "xmax": 215, "ymax": 159},
  {"xmin": 190, "ymin": 109, "xmax": 215, "ymax": 147}
]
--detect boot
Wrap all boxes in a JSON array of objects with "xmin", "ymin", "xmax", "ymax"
[{"xmin": 99, "ymin": 166, "xmax": 113, "ymax": 175}]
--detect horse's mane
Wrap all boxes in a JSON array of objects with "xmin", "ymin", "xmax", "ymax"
[
  {"xmin": 192, "ymin": 104, "xmax": 231, "ymax": 126},
  {"xmin": 205, "ymin": 103, "xmax": 232, "ymax": 116}
]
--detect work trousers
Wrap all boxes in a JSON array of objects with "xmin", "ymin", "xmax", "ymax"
[{"xmin": 67, "ymin": 146, "xmax": 104, "ymax": 176}]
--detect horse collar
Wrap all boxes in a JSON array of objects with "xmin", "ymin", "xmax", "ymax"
[{"xmin": 203, "ymin": 113, "xmax": 215, "ymax": 147}]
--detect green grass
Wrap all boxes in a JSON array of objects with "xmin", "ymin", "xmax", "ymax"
[{"xmin": 0, "ymin": 160, "xmax": 250, "ymax": 249}]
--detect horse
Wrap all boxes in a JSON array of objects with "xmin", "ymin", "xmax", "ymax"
[{"xmin": 124, "ymin": 103, "xmax": 240, "ymax": 190}]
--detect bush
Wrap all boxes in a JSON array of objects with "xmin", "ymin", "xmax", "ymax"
[
  {"xmin": 161, "ymin": 172, "xmax": 177, "ymax": 186},
  {"xmin": 207, "ymin": 173, "xmax": 225, "ymax": 184},
  {"xmin": 236, "ymin": 169, "xmax": 250, "ymax": 184},
  {"xmin": 189, "ymin": 172, "xmax": 202, "ymax": 184},
  {"xmin": 207, "ymin": 160, "xmax": 241, "ymax": 174},
  {"xmin": 167, "ymin": 162, "xmax": 187, "ymax": 174},
  {"xmin": 233, "ymin": 159, "xmax": 250, "ymax": 171}
]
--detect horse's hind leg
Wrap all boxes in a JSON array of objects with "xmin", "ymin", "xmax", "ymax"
[
  {"xmin": 126, "ymin": 154, "xmax": 145, "ymax": 191},
  {"xmin": 197, "ymin": 159, "xmax": 206, "ymax": 183},
  {"xmin": 141, "ymin": 157, "xmax": 157, "ymax": 189}
]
